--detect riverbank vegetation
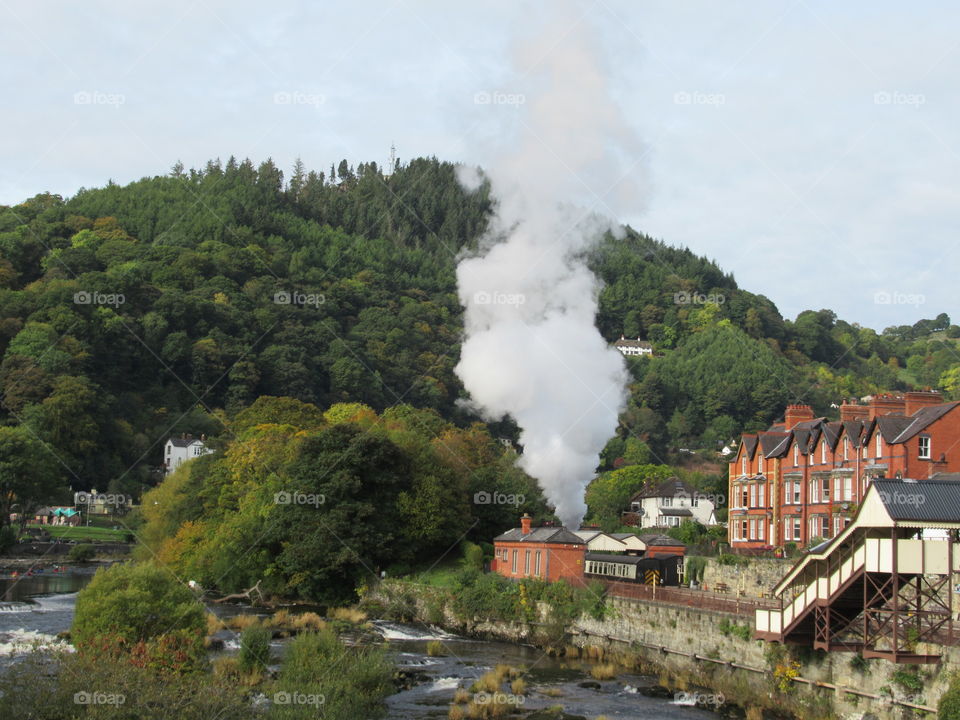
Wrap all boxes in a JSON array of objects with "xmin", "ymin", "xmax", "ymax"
[{"xmin": 0, "ymin": 559, "xmax": 395, "ymax": 719}]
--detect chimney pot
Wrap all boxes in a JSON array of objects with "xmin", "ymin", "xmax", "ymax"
[{"xmin": 520, "ymin": 513, "xmax": 532, "ymax": 535}]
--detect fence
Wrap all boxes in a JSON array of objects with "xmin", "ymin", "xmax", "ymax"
[{"xmin": 603, "ymin": 580, "xmax": 780, "ymax": 618}]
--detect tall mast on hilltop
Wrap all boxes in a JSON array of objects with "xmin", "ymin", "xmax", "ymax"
[{"xmin": 386, "ymin": 143, "xmax": 396, "ymax": 176}]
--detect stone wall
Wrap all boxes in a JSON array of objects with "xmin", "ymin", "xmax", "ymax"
[
  {"xmin": 373, "ymin": 580, "xmax": 957, "ymax": 719},
  {"xmin": 575, "ymin": 594, "xmax": 956, "ymax": 719},
  {"xmin": 699, "ymin": 556, "xmax": 791, "ymax": 597}
]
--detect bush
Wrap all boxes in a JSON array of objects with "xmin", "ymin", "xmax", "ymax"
[
  {"xmin": 68, "ymin": 543, "xmax": 96, "ymax": 562},
  {"xmin": 0, "ymin": 648, "xmax": 251, "ymax": 719},
  {"xmin": 272, "ymin": 630, "xmax": 394, "ymax": 720},
  {"xmin": 461, "ymin": 541, "xmax": 484, "ymax": 571},
  {"xmin": 940, "ymin": 673, "xmax": 960, "ymax": 719},
  {"xmin": 71, "ymin": 561, "xmax": 205, "ymax": 667},
  {"xmin": 238, "ymin": 624, "xmax": 271, "ymax": 674},
  {"xmin": 0, "ymin": 525, "xmax": 17, "ymax": 554}
]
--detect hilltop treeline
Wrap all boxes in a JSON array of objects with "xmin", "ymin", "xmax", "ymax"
[{"xmin": 0, "ymin": 156, "xmax": 957, "ymax": 503}]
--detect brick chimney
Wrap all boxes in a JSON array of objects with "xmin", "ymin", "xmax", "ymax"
[
  {"xmin": 784, "ymin": 404, "xmax": 815, "ymax": 430},
  {"xmin": 868, "ymin": 393, "xmax": 905, "ymax": 420},
  {"xmin": 839, "ymin": 400, "xmax": 869, "ymax": 423},
  {"xmin": 904, "ymin": 390, "xmax": 943, "ymax": 416},
  {"xmin": 520, "ymin": 513, "xmax": 532, "ymax": 535}
]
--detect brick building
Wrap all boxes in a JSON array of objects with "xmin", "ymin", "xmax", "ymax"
[
  {"xmin": 492, "ymin": 514, "xmax": 586, "ymax": 582},
  {"xmin": 728, "ymin": 391, "xmax": 960, "ymax": 553}
]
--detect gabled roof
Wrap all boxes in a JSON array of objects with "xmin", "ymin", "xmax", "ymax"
[
  {"xmin": 631, "ymin": 478, "xmax": 701, "ymax": 501},
  {"xmin": 890, "ymin": 402, "xmax": 960, "ymax": 444},
  {"xmin": 821, "ymin": 421, "xmax": 843, "ymax": 449},
  {"xmin": 875, "ymin": 415, "xmax": 913, "ymax": 443},
  {"xmin": 614, "ymin": 337, "xmax": 652, "ymax": 349},
  {"xmin": 759, "ymin": 431, "xmax": 790, "ymax": 458},
  {"xmin": 840, "ymin": 420, "xmax": 866, "ymax": 447},
  {"xmin": 741, "ymin": 435, "xmax": 758, "ymax": 460},
  {"xmin": 494, "ymin": 526, "xmax": 585, "ymax": 545},
  {"xmin": 167, "ymin": 436, "xmax": 204, "ymax": 448}
]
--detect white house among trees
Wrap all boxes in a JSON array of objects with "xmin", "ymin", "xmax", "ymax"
[
  {"xmin": 163, "ymin": 435, "xmax": 213, "ymax": 476},
  {"xmin": 626, "ymin": 478, "xmax": 718, "ymax": 529}
]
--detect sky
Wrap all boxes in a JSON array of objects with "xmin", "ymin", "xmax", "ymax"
[{"xmin": 0, "ymin": 1, "xmax": 957, "ymax": 331}]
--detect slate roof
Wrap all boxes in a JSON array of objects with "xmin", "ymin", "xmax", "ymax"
[
  {"xmin": 637, "ymin": 534, "xmax": 686, "ymax": 547},
  {"xmin": 586, "ymin": 552, "xmax": 648, "ymax": 565},
  {"xmin": 614, "ymin": 338, "xmax": 652, "ymax": 349},
  {"xmin": 741, "ymin": 435, "xmax": 758, "ymax": 460},
  {"xmin": 821, "ymin": 421, "xmax": 843, "ymax": 449},
  {"xmin": 759, "ymin": 431, "xmax": 791, "ymax": 458},
  {"xmin": 632, "ymin": 478, "xmax": 701, "ymax": 501},
  {"xmin": 873, "ymin": 479, "xmax": 960, "ymax": 522},
  {"xmin": 841, "ymin": 420, "xmax": 866, "ymax": 447},
  {"xmin": 659, "ymin": 508, "xmax": 693, "ymax": 517},
  {"xmin": 891, "ymin": 402, "xmax": 960, "ymax": 443},
  {"xmin": 876, "ymin": 415, "xmax": 913, "ymax": 443},
  {"xmin": 610, "ymin": 533, "xmax": 642, "ymax": 541},
  {"xmin": 168, "ymin": 436, "xmax": 203, "ymax": 447},
  {"xmin": 494, "ymin": 526, "xmax": 586, "ymax": 545}
]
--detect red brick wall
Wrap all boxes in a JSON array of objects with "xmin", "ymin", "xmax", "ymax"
[{"xmin": 492, "ymin": 541, "xmax": 585, "ymax": 583}]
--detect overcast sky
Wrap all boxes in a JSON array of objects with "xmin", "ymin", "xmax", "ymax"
[{"xmin": 1, "ymin": 1, "xmax": 956, "ymax": 331}]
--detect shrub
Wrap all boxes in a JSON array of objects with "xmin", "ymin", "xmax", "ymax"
[
  {"xmin": 238, "ymin": 624, "xmax": 271, "ymax": 674},
  {"xmin": 68, "ymin": 543, "xmax": 96, "ymax": 562},
  {"xmin": 71, "ymin": 561, "xmax": 205, "ymax": 667},
  {"xmin": 461, "ymin": 541, "xmax": 484, "ymax": 571},
  {"xmin": 427, "ymin": 640, "xmax": 446, "ymax": 657},
  {"xmin": 0, "ymin": 525, "xmax": 17, "ymax": 554},
  {"xmin": 590, "ymin": 663, "xmax": 617, "ymax": 680},
  {"xmin": 273, "ymin": 630, "xmax": 394, "ymax": 720},
  {"xmin": 939, "ymin": 673, "xmax": 960, "ymax": 719}
]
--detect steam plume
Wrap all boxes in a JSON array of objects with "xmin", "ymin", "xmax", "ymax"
[{"xmin": 455, "ymin": 3, "xmax": 642, "ymax": 529}]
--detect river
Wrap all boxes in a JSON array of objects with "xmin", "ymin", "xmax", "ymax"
[{"xmin": 0, "ymin": 572, "xmax": 718, "ymax": 719}]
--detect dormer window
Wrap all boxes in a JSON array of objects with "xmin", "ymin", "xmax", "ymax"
[{"xmin": 919, "ymin": 435, "xmax": 931, "ymax": 460}]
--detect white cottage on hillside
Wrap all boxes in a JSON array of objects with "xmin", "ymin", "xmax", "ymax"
[
  {"xmin": 625, "ymin": 478, "xmax": 718, "ymax": 529},
  {"xmin": 164, "ymin": 435, "xmax": 213, "ymax": 476},
  {"xmin": 613, "ymin": 336, "xmax": 653, "ymax": 358}
]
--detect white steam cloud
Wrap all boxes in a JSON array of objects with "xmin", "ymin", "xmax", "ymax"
[{"xmin": 455, "ymin": 3, "xmax": 644, "ymax": 530}]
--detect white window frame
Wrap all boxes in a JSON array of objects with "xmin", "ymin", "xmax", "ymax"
[
  {"xmin": 876, "ymin": 433, "xmax": 882, "ymax": 458},
  {"xmin": 821, "ymin": 441, "xmax": 827, "ymax": 464},
  {"xmin": 919, "ymin": 435, "xmax": 931, "ymax": 460},
  {"xmin": 794, "ymin": 445, "xmax": 798, "ymax": 467},
  {"xmin": 758, "ymin": 483, "xmax": 765, "ymax": 507},
  {"xmin": 758, "ymin": 453, "xmax": 765, "ymax": 474},
  {"xmin": 742, "ymin": 456, "xmax": 747, "ymax": 475},
  {"xmin": 843, "ymin": 437, "xmax": 849, "ymax": 461},
  {"xmin": 749, "ymin": 484, "xmax": 756, "ymax": 507}
]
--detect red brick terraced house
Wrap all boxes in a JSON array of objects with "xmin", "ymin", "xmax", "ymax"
[
  {"xmin": 728, "ymin": 391, "xmax": 960, "ymax": 553},
  {"xmin": 493, "ymin": 514, "xmax": 586, "ymax": 583}
]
